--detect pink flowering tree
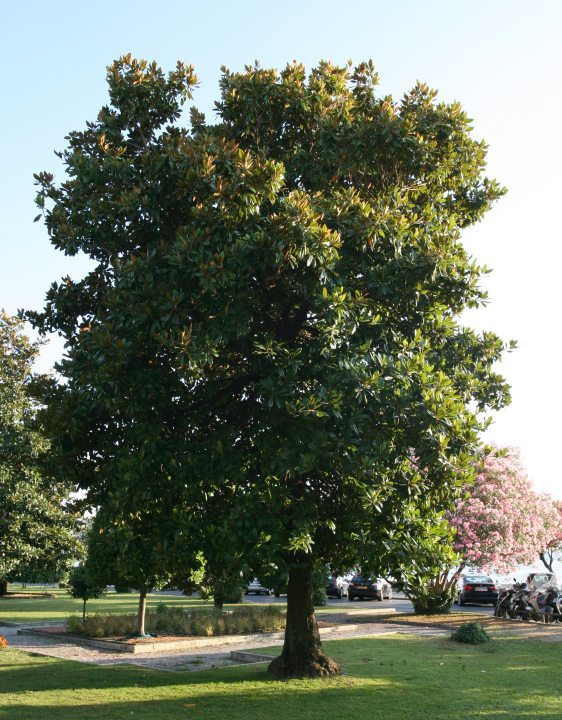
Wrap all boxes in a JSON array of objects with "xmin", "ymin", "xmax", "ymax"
[{"xmin": 448, "ymin": 447, "xmax": 559, "ymax": 576}]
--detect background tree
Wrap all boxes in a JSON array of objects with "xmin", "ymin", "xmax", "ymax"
[
  {"xmin": 0, "ymin": 312, "xmax": 83, "ymax": 595},
  {"xmin": 67, "ymin": 563, "xmax": 106, "ymax": 621},
  {"xmin": 7, "ymin": 556, "xmax": 72, "ymax": 589},
  {"xmin": 29, "ymin": 57, "xmax": 511, "ymax": 677},
  {"xmin": 448, "ymin": 447, "xmax": 558, "ymax": 575},
  {"xmin": 86, "ymin": 507, "xmax": 177, "ymax": 636}
]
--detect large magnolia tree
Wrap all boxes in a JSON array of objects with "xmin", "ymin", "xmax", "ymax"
[
  {"xmin": 28, "ymin": 56, "xmax": 511, "ymax": 677},
  {"xmin": 0, "ymin": 312, "xmax": 82, "ymax": 594}
]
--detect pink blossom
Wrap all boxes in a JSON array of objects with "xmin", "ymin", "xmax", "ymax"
[{"xmin": 446, "ymin": 446, "xmax": 559, "ymax": 575}]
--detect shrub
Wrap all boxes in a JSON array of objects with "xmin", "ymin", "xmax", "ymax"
[
  {"xmin": 0, "ymin": 636, "xmax": 7, "ymax": 650},
  {"xmin": 312, "ymin": 563, "xmax": 330, "ymax": 606},
  {"xmin": 451, "ymin": 622, "xmax": 491, "ymax": 645},
  {"xmin": 114, "ymin": 584, "xmax": 132, "ymax": 594},
  {"xmin": 224, "ymin": 585, "xmax": 244, "ymax": 604},
  {"xmin": 65, "ymin": 603, "xmax": 286, "ymax": 638},
  {"xmin": 412, "ymin": 586, "xmax": 457, "ymax": 615}
]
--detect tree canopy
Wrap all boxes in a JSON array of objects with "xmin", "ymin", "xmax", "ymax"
[
  {"xmin": 0, "ymin": 312, "xmax": 83, "ymax": 594},
  {"xmin": 28, "ymin": 56, "xmax": 512, "ymax": 676}
]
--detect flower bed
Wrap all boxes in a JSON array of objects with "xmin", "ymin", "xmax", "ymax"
[
  {"xmin": 66, "ymin": 603, "xmax": 286, "ymax": 639},
  {"xmin": 0, "ymin": 593, "xmax": 56, "ymax": 599}
]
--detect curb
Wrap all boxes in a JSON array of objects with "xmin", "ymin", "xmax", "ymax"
[
  {"xmin": 17, "ymin": 623, "xmax": 359, "ymax": 654},
  {"xmin": 0, "ymin": 621, "xmax": 63, "ymax": 628},
  {"xmin": 230, "ymin": 650, "xmax": 276, "ymax": 663}
]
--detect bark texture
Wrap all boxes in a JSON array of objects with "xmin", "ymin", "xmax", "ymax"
[
  {"xmin": 268, "ymin": 558, "xmax": 340, "ymax": 678},
  {"xmin": 0, "ymin": 581, "xmax": 7, "ymax": 596},
  {"xmin": 136, "ymin": 588, "xmax": 147, "ymax": 635},
  {"xmin": 82, "ymin": 599, "xmax": 87, "ymax": 622}
]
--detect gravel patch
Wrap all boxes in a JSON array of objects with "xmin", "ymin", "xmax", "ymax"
[{"xmin": 1, "ymin": 622, "xmax": 448, "ymax": 673}]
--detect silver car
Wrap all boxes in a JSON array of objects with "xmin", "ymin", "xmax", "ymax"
[
  {"xmin": 348, "ymin": 575, "xmax": 392, "ymax": 601},
  {"xmin": 326, "ymin": 576, "xmax": 349, "ymax": 598},
  {"xmin": 245, "ymin": 578, "xmax": 271, "ymax": 595}
]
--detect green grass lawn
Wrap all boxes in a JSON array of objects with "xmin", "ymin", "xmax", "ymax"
[
  {"xmin": 0, "ymin": 587, "xmax": 217, "ymax": 624},
  {"xmin": 0, "ymin": 632, "xmax": 560, "ymax": 719}
]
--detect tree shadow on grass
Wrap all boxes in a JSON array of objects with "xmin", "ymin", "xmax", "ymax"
[{"xmin": 0, "ymin": 635, "xmax": 561, "ymax": 719}]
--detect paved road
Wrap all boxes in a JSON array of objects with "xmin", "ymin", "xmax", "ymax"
[
  {"xmin": 243, "ymin": 591, "xmax": 496, "ymax": 615},
  {"xmin": 155, "ymin": 589, "xmax": 495, "ymax": 616}
]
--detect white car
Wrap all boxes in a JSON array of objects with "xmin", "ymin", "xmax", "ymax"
[{"xmin": 245, "ymin": 578, "xmax": 271, "ymax": 595}]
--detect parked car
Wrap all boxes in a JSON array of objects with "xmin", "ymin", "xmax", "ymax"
[
  {"xmin": 245, "ymin": 578, "xmax": 271, "ymax": 596},
  {"xmin": 326, "ymin": 576, "xmax": 349, "ymax": 598},
  {"xmin": 455, "ymin": 575, "xmax": 498, "ymax": 606},
  {"xmin": 348, "ymin": 576, "xmax": 392, "ymax": 601}
]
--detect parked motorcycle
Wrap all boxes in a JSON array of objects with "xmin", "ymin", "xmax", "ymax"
[
  {"xmin": 494, "ymin": 580, "xmax": 528, "ymax": 619},
  {"xmin": 494, "ymin": 573, "xmax": 561, "ymax": 623},
  {"xmin": 520, "ymin": 574, "xmax": 561, "ymax": 623}
]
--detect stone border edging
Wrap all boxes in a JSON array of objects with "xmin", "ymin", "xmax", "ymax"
[
  {"xmin": 230, "ymin": 650, "xmax": 276, "ymax": 663},
  {"xmin": 17, "ymin": 623, "xmax": 358, "ymax": 654},
  {"xmin": 0, "ymin": 621, "xmax": 63, "ymax": 628}
]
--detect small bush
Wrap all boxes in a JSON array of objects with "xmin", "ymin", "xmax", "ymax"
[
  {"xmin": 0, "ymin": 635, "xmax": 7, "ymax": 650},
  {"xmin": 313, "ymin": 587, "xmax": 328, "ymax": 606},
  {"xmin": 312, "ymin": 562, "xmax": 330, "ymax": 606},
  {"xmin": 66, "ymin": 604, "xmax": 286, "ymax": 638},
  {"xmin": 66, "ymin": 614, "xmax": 83, "ymax": 634},
  {"xmin": 224, "ymin": 585, "xmax": 244, "ymax": 604},
  {"xmin": 451, "ymin": 622, "xmax": 491, "ymax": 645}
]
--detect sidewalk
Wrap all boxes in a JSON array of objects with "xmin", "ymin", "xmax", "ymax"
[{"xmin": 1, "ymin": 620, "xmax": 449, "ymax": 673}]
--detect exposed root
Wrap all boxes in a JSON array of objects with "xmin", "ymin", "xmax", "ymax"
[{"xmin": 267, "ymin": 651, "xmax": 341, "ymax": 678}]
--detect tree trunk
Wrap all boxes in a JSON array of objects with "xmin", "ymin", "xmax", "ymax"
[
  {"xmin": 136, "ymin": 588, "xmax": 147, "ymax": 636},
  {"xmin": 214, "ymin": 581, "xmax": 224, "ymax": 611},
  {"xmin": 539, "ymin": 552, "xmax": 554, "ymax": 572},
  {"xmin": 0, "ymin": 581, "xmax": 7, "ymax": 596},
  {"xmin": 268, "ymin": 556, "xmax": 340, "ymax": 678},
  {"xmin": 82, "ymin": 599, "xmax": 87, "ymax": 622}
]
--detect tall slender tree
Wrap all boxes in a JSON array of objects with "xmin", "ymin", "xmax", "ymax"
[{"xmin": 28, "ymin": 57, "xmax": 511, "ymax": 676}]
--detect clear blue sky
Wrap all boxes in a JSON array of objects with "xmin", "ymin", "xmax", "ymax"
[{"xmin": 1, "ymin": 0, "xmax": 560, "ymax": 495}]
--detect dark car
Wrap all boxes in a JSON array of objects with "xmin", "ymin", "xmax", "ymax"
[
  {"xmin": 456, "ymin": 575, "xmax": 498, "ymax": 606},
  {"xmin": 326, "ymin": 576, "xmax": 349, "ymax": 598},
  {"xmin": 348, "ymin": 576, "xmax": 392, "ymax": 601}
]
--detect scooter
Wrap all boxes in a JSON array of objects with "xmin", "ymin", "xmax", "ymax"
[
  {"xmin": 522, "ymin": 581, "xmax": 561, "ymax": 623},
  {"xmin": 494, "ymin": 580, "xmax": 528, "ymax": 619}
]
